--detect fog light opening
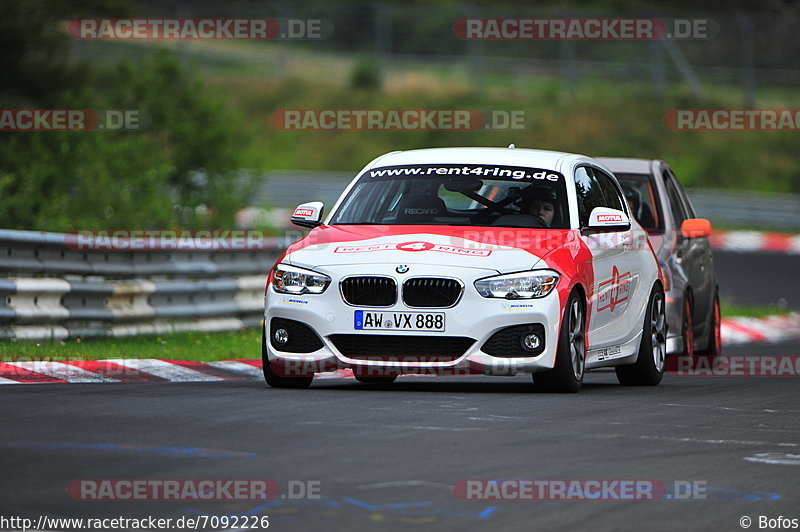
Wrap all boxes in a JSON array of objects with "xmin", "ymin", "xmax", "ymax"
[
  {"xmin": 274, "ymin": 328, "xmax": 289, "ymax": 345},
  {"xmin": 521, "ymin": 333, "xmax": 541, "ymax": 352}
]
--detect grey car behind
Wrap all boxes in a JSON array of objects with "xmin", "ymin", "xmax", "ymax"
[{"xmin": 597, "ymin": 158, "xmax": 721, "ymax": 357}]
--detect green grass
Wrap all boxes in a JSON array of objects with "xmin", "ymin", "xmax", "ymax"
[
  {"xmin": 0, "ymin": 329, "xmax": 262, "ymax": 363},
  {"xmin": 709, "ymin": 222, "xmax": 800, "ymax": 234},
  {"xmin": 720, "ymin": 302, "xmax": 792, "ymax": 319}
]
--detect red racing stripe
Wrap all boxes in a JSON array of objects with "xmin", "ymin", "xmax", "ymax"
[
  {"xmin": 0, "ymin": 362, "xmax": 68, "ymax": 383},
  {"xmin": 721, "ymin": 320, "xmax": 768, "ymax": 342},
  {"xmin": 762, "ymin": 233, "xmax": 794, "ymax": 252},
  {"xmin": 232, "ymin": 358, "xmax": 263, "ymax": 368},
  {"xmin": 708, "ymin": 231, "xmax": 727, "ymax": 249}
]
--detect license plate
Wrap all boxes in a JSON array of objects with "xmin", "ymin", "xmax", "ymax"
[{"xmin": 354, "ymin": 310, "xmax": 445, "ymax": 331}]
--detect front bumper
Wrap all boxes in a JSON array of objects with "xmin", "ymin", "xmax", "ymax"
[{"xmin": 264, "ymin": 264, "xmax": 563, "ymax": 376}]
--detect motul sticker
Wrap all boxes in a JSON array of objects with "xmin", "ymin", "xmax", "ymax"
[
  {"xmin": 334, "ymin": 241, "xmax": 491, "ymax": 256},
  {"xmin": 293, "ymin": 208, "xmax": 314, "ymax": 217},
  {"xmin": 597, "ymin": 214, "xmax": 623, "ymax": 223},
  {"xmin": 597, "ymin": 265, "xmax": 631, "ymax": 312}
]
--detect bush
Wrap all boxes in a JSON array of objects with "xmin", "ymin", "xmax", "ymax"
[
  {"xmin": 350, "ymin": 58, "xmax": 382, "ymax": 91},
  {"xmin": 0, "ymin": 50, "xmax": 259, "ymax": 231},
  {"xmin": 0, "ymin": 1, "xmax": 258, "ymax": 232}
]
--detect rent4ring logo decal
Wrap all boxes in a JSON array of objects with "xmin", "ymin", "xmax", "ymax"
[
  {"xmin": 335, "ymin": 241, "xmax": 492, "ymax": 257},
  {"xmin": 367, "ymin": 164, "xmax": 562, "ymax": 181},
  {"xmin": 597, "ymin": 265, "xmax": 631, "ymax": 312}
]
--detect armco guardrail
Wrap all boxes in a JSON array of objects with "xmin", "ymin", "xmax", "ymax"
[
  {"xmin": 0, "ymin": 229, "xmax": 284, "ymax": 340},
  {"xmin": 689, "ymin": 189, "xmax": 800, "ymax": 231}
]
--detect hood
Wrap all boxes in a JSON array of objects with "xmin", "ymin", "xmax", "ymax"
[{"xmin": 284, "ymin": 225, "xmax": 577, "ymax": 273}]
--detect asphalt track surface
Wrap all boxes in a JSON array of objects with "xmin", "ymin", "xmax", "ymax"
[{"xmin": 2, "ymin": 341, "xmax": 799, "ymax": 531}]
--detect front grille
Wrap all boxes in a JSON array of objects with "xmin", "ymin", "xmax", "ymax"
[
  {"xmin": 341, "ymin": 276, "xmax": 397, "ymax": 306},
  {"xmin": 270, "ymin": 317, "xmax": 324, "ymax": 353},
  {"xmin": 329, "ymin": 334, "xmax": 475, "ymax": 362},
  {"xmin": 481, "ymin": 324, "xmax": 546, "ymax": 357},
  {"xmin": 402, "ymin": 278, "xmax": 462, "ymax": 307}
]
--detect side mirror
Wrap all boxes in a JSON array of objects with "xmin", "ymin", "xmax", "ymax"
[
  {"xmin": 586, "ymin": 207, "xmax": 631, "ymax": 232},
  {"xmin": 291, "ymin": 201, "xmax": 324, "ymax": 228},
  {"xmin": 680, "ymin": 218, "xmax": 712, "ymax": 238}
]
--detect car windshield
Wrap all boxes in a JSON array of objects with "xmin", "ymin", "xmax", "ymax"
[
  {"xmin": 330, "ymin": 164, "xmax": 570, "ymax": 229},
  {"xmin": 614, "ymin": 173, "xmax": 663, "ymax": 233}
]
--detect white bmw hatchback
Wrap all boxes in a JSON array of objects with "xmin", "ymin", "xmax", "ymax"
[{"xmin": 263, "ymin": 147, "xmax": 666, "ymax": 392}]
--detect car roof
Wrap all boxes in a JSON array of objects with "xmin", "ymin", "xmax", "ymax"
[
  {"xmin": 367, "ymin": 147, "xmax": 582, "ymax": 172},
  {"xmin": 595, "ymin": 157, "xmax": 655, "ymax": 174}
]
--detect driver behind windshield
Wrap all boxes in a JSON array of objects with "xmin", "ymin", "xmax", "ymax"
[{"xmin": 518, "ymin": 186, "xmax": 557, "ymax": 227}]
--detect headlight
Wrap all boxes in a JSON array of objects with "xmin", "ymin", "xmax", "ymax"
[
  {"xmin": 474, "ymin": 270, "xmax": 560, "ymax": 299},
  {"xmin": 272, "ymin": 264, "xmax": 331, "ymax": 295}
]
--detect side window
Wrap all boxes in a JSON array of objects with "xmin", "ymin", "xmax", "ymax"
[
  {"xmin": 667, "ymin": 169, "xmax": 697, "ymax": 218},
  {"xmin": 574, "ymin": 166, "xmax": 606, "ymax": 227},
  {"xmin": 592, "ymin": 168, "xmax": 626, "ymax": 214},
  {"xmin": 663, "ymin": 171, "xmax": 689, "ymax": 226},
  {"xmin": 615, "ymin": 173, "xmax": 663, "ymax": 233}
]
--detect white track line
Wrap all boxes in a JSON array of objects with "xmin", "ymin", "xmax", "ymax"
[
  {"xmin": 206, "ymin": 360, "xmax": 264, "ymax": 378},
  {"xmin": 103, "ymin": 359, "xmax": 222, "ymax": 382}
]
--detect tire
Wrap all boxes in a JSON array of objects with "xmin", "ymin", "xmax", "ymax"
[
  {"xmin": 533, "ymin": 291, "xmax": 585, "ymax": 393},
  {"xmin": 355, "ymin": 376, "xmax": 397, "ymax": 385},
  {"xmin": 681, "ymin": 297, "xmax": 694, "ymax": 357},
  {"xmin": 696, "ymin": 291, "xmax": 721, "ymax": 357},
  {"xmin": 616, "ymin": 284, "xmax": 666, "ymax": 386},
  {"xmin": 262, "ymin": 328, "xmax": 313, "ymax": 389}
]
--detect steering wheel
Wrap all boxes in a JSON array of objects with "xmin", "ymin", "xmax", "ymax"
[
  {"xmin": 489, "ymin": 213, "xmax": 549, "ymax": 228},
  {"xmin": 526, "ymin": 214, "xmax": 548, "ymax": 228},
  {"xmin": 473, "ymin": 207, "xmax": 515, "ymax": 225}
]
